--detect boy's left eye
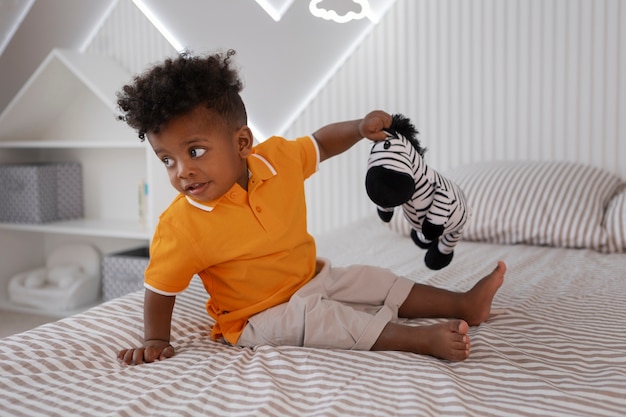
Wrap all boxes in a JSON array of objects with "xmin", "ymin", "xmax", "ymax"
[{"xmin": 190, "ymin": 148, "xmax": 206, "ymax": 158}]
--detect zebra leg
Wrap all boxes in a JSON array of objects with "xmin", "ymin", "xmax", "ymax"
[
  {"xmin": 422, "ymin": 219, "xmax": 445, "ymax": 241},
  {"xmin": 424, "ymin": 230, "xmax": 463, "ymax": 270},
  {"xmin": 410, "ymin": 229, "xmax": 432, "ymax": 249},
  {"xmin": 425, "ymin": 246, "xmax": 454, "ymax": 270},
  {"xmin": 377, "ymin": 207, "xmax": 395, "ymax": 223},
  {"xmin": 438, "ymin": 229, "xmax": 463, "ymax": 254}
]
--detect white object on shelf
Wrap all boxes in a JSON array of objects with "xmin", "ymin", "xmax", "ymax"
[{"xmin": 8, "ymin": 244, "xmax": 101, "ymax": 312}]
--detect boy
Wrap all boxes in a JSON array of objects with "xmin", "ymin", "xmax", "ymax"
[{"xmin": 116, "ymin": 50, "xmax": 505, "ymax": 365}]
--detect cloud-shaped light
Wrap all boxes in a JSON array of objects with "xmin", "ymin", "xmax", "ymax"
[{"xmin": 309, "ymin": 0, "xmax": 374, "ymax": 24}]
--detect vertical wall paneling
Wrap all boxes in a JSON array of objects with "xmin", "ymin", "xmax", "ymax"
[
  {"xmin": 579, "ymin": 0, "xmax": 592, "ymax": 163},
  {"xmin": 552, "ymin": 0, "xmax": 565, "ymax": 161},
  {"xmin": 285, "ymin": 0, "xmax": 625, "ymax": 235},
  {"xmin": 608, "ymin": 0, "xmax": 626, "ymax": 174},
  {"xmin": 601, "ymin": 0, "xmax": 620, "ymax": 174},
  {"xmin": 82, "ymin": 0, "xmax": 625, "ymax": 236},
  {"xmin": 86, "ymin": 0, "xmax": 176, "ymax": 77}
]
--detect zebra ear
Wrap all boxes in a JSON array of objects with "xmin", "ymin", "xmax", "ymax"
[{"xmin": 390, "ymin": 113, "xmax": 426, "ymax": 156}]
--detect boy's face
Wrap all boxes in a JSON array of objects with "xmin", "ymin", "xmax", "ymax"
[{"xmin": 147, "ymin": 106, "xmax": 253, "ymax": 202}]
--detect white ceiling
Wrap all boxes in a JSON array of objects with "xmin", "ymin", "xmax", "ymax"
[{"xmin": 0, "ymin": 0, "xmax": 396, "ymax": 138}]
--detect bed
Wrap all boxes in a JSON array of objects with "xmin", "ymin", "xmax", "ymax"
[{"xmin": 1, "ymin": 160, "xmax": 625, "ymax": 417}]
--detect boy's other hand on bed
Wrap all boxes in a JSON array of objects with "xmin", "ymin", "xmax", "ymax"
[{"xmin": 117, "ymin": 340, "xmax": 175, "ymax": 365}]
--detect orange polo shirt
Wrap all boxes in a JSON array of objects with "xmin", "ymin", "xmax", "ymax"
[{"xmin": 144, "ymin": 135, "xmax": 320, "ymax": 344}]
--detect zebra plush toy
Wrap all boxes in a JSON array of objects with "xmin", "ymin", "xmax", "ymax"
[{"xmin": 365, "ymin": 114, "xmax": 469, "ymax": 270}]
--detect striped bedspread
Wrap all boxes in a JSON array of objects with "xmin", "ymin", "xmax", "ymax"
[{"xmin": 1, "ymin": 218, "xmax": 625, "ymax": 416}]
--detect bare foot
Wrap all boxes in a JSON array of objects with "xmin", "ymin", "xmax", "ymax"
[
  {"xmin": 372, "ymin": 319, "xmax": 471, "ymax": 361},
  {"xmin": 460, "ymin": 261, "xmax": 506, "ymax": 326},
  {"xmin": 416, "ymin": 319, "xmax": 471, "ymax": 361}
]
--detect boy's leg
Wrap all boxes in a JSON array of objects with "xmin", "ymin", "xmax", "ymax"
[
  {"xmin": 398, "ymin": 261, "xmax": 506, "ymax": 325},
  {"xmin": 370, "ymin": 261, "xmax": 506, "ymax": 361},
  {"xmin": 238, "ymin": 260, "xmax": 505, "ymax": 361}
]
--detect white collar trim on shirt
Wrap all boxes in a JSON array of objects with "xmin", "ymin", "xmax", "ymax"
[
  {"xmin": 250, "ymin": 153, "xmax": 277, "ymax": 175},
  {"xmin": 185, "ymin": 195, "xmax": 214, "ymax": 212}
]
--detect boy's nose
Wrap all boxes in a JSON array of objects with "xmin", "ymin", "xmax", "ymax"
[{"xmin": 177, "ymin": 160, "xmax": 195, "ymax": 178}]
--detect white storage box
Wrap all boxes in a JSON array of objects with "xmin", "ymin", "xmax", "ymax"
[
  {"xmin": 102, "ymin": 247, "xmax": 149, "ymax": 301},
  {"xmin": 0, "ymin": 162, "xmax": 83, "ymax": 223}
]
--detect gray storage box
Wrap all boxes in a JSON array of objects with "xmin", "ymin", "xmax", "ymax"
[
  {"xmin": 0, "ymin": 162, "xmax": 83, "ymax": 223},
  {"xmin": 102, "ymin": 247, "xmax": 150, "ymax": 301}
]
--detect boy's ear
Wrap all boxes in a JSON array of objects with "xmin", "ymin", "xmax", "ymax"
[{"xmin": 237, "ymin": 126, "xmax": 254, "ymax": 157}]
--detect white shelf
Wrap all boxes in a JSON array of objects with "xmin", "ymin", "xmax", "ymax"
[
  {"xmin": 0, "ymin": 292, "xmax": 102, "ymax": 318},
  {"xmin": 0, "ymin": 141, "xmax": 145, "ymax": 149},
  {"xmin": 0, "ymin": 219, "xmax": 150, "ymax": 240}
]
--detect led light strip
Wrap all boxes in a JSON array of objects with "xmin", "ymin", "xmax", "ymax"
[{"xmin": 131, "ymin": 0, "xmax": 185, "ymax": 52}]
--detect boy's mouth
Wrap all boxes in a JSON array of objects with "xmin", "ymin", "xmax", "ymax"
[{"xmin": 184, "ymin": 182, "xmax": 207, "ymax": 195}]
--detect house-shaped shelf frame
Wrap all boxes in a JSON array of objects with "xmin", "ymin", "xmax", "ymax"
[{"xmin": 0, "ymin": 48, "xmax": 139, "ymax": 147}]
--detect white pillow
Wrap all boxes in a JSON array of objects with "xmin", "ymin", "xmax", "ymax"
[
  {"xmin": 604, "ymin": 184, "xmax": 626, "ymax": 253},
  {"xmin": 445, "ymin": 160, "xmax": 623, "ymax": 251}
]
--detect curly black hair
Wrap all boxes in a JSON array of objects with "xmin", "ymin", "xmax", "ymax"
[{"xmin": 116, "ymin": 49, "xmax": 246, "ymax": 141}]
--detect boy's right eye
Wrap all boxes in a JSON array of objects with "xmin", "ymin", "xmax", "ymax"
[{"xmin": 162, "ymin": 156, "xmax": 174, "ymax": 167}]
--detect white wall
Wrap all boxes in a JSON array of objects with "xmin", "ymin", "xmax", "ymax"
[
  {"xmin": 88, "ymin": 0, "xmax": 625, "ymax": 236},
  {"xmin": 286, "ymin": 0, "xmax": 626, "ymax": 235}
]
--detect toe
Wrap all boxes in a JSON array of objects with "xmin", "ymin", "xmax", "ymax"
[{"xmin": 452, "ymin": 319, "xmax": 469, "ymax": 335}]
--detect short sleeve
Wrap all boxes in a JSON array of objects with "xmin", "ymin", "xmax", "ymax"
[
  {"xmin": 144, "ymin": 218, "xmax": 203, "ymax": 295},
  {"xmin": 296, "ymin": 135, "xmax": 320, "ymax": 179}
]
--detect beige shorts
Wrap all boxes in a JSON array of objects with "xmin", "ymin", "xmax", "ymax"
[{"xmin": 236, "ymin": 258, "xmax": 414, "ymax": 351}]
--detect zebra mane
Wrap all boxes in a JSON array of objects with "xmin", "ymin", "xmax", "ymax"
[{"xmin": 388, "ymin": 114, "xmax": 427, "ymax": 157}]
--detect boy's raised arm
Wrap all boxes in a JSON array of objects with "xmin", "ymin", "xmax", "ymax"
[
  {"xmin": 117, "ymin": 289, "xmax": 176, "ymax": 365},
  {"xmin": 313, "ymin": 110, "xmax": 392, "ymax": 162}
]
